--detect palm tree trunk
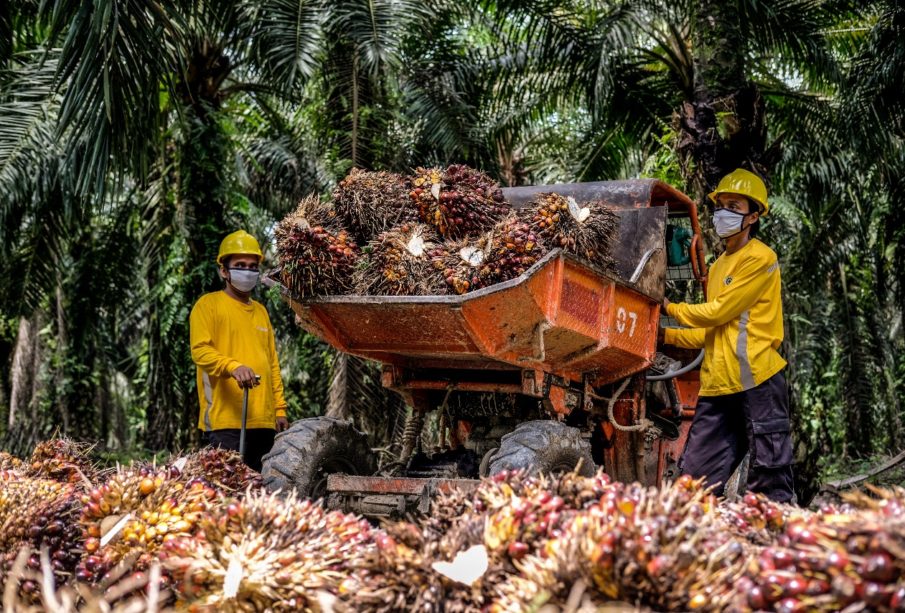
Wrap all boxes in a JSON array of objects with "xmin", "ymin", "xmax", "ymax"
[
  {"xmin": 327, "ymin": 352, "xmax": 351, "ymax": 420},
  {"xmin": 351, "ymin": 51, "xmax": 360, "ymax": 167},
  {"xmin": 8, "ymin": 314, "xmax": 38, "ymax": 430},
  {"xmin": 681, "ymin": 0, "xmax": 769, "ymax": 203}
]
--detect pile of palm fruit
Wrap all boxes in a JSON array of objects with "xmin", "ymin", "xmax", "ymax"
[
  {"xmin": 276, "ymin": 165, "xmax": 620, "ymax": 298},
  {"xmin": 5, "ymin": 439, "xmax": 905, "ymax": 612}
]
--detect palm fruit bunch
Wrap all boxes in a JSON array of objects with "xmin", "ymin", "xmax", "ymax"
[
  {"xmin": 521, "ymin": 193, "xmax": 618, "ymax": 271},
  {"xmin": 161, "ymin": 490, "xmax": 375, "ymax": 612},
  {"xmin": 720, "ymin": 491, "xmax": 797, "ymax": 546},
  {"xmin": 476, "ymin": 471, "xmax": 586, "ymax": 566},
  {"xmin": 410, "ymin": 165, "xmax": 509, "ymax": 239},
  {"xmin": 168, "ymin": 447, "xmax": 262, "ymax": 493},
  {"xmin": 354, "ymin": 223, "xmax": 446, "ymax": 296},
  {"xmin": 0, "ymin": 451, "xmax": 23, "ymax": 471},
  {"xmin": 77, "ymin": 466, "xmax": 220, "ymax": 584},
  {"xmin": 275, "ymin": 195, "xmax": 360, "ymax": 297},
  {"xmin": 715, "ymin": 486, "xmax": 905, "ymax": 613},
  {"xmin": 26, "ymin": 438, "xmax": 97, "ymax": 484},
  {"xmin": 332, "ymin": 168, "xmax": 419, "ymax": 243},
  {"xmin": 428, "ymin": 234, "xmax": 493, "ymax": 294},
  {"xmin": 4, "ymin": 546, "xmax": 174, "ymax": 613},
  {"xmin": 0, "ymin": 474, "xmax": 84, "ymax": 602},
  {"xmin": 492, "ymin": 474, "xmax": 750, "ymax": 612},
  {"xmin": 480, "ymin": 214, "xmax": 547, "ymax": 285},
  {"xmin": 339, "ymin": 520, "xmax": 507, "ymax": 612}
]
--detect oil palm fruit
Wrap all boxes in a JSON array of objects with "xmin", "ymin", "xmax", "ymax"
[
  {"xmin": 169, "ymin": 447, "xmax": 262, "ymax": 493},
  {"xmin": 275, "ymin": 195, "xmax": 360, "ymax": 297},
  {"xmin": 482, "ymin": 214, "xmax": 547, "ymax": 285},
  {"xmin": 522, "ymin": 193, "xmax": 618, "ymax": 271},
  {"xmin": 429, "ymin": 233, "xmax": 494, "ymax": 294},
  {"xmin": 162, "ymin": 490, "xmax": 375, "ymax": 612},
  {"xmin": 332, "ymin": 168, "xmax": 419, "ymax": 243},
  {"xmin": 354, "ymin": 223, "xmax": 446, "ymax": 296},
  {"xmin": 410, "ymin": 165, "xmax": 509, "ymax": 239},
  {"xmin": 26, "ymin": 438, "xmax": 97, "ymax": 484}
]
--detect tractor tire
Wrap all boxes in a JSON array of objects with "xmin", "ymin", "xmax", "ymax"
[
  {"xmin": 487, "ymin": 420, "xmax": 595, "ymax": 477},
  {"xmin": 261, "ymin": 417, "xmax": 375, "ymax": 500}
]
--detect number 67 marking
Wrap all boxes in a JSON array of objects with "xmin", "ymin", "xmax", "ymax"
[{"xmin": 616, "ymin": 307, "xmax": 638, "ymax": 337}]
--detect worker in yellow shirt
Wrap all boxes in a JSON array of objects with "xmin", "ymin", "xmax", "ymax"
[
  {"xmin": 190, "ymin": 230, "xmax": 290, "ymax": 472},
  {"xmin": 662, "ymin": 169, "xmax": 794, "ymax": 503}
]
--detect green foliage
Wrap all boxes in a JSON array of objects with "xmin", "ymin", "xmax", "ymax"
[{"xmin": 0, "ymin": 0, "xmax": 901, "ymax": 485}]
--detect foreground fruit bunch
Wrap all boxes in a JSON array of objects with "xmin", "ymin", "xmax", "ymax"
[
  {"xmin": 162, "ymin": 490, "xmax": 376, "ymax": 612},
  {"xmin": 6, "ymin": 438, "xmax": 905, "ymax": 613},
  {"xmin": 0, "ymin": 471, "xmax": 84, "ymax": 600},
  {"xmin": 718, "ymin": 488, "xmax": 905, "ymax": 612},
  {"xmin": 77, "ymin": 467, "xmax": 221, "ymax": 584}
]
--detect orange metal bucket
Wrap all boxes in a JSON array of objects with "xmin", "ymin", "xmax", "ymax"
[{"xmin": 287, "ymin": 250, "xmax": 659, "ymax": 386}]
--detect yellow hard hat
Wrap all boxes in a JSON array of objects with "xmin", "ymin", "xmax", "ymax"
[
  {"xmin": 708, "ymin": 168, "xmax": 769, "ymax": 215},
  {"xmin": 217, "ymin": 230, "xmax": 263, "ymax": 264}
]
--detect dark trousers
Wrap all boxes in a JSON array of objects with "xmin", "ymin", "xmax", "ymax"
[
  {"xmin": 205, "ymin": 428, "xmax": 275, "ymax": 473},
  {"xmin": 680, "ymin": 371, "xmax": 795, "ymax": 503}
]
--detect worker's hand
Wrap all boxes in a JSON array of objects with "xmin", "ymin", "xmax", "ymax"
[
  {"xmin": 275, "ymin": 416, "xmax": 290, "ymax": 432},
  {"xmin": 230, "ymin": 365, "xmax": 259, "ymax": 389},
  {"xmin": 657, "ymin": 325, "xmax": 665, "ymax": 345},
  {"xmin": 662, "ymin": 297, "xmax": 671, "ymax": 312}
]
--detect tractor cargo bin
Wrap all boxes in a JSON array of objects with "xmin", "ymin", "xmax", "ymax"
[{"xmin": 286, "ymin": 248, "xmax": 661, "ymax": 386}]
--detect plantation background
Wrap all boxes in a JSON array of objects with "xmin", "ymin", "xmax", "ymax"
[{"xmin": 1, "ymin": 0, "xmax": 903, "ymax": 500}]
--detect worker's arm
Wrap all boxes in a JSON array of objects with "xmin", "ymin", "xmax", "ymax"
[
  {"xmin": 667, "ymin": 256, "xmax": 778, "ymax": 328},
  {"xmin": 189, "ymin": 301, "xmax": 242, "ymax": 378},
  {"xmin": 663, "ymin": 326, "xmax": 707, "ymax": 349}
]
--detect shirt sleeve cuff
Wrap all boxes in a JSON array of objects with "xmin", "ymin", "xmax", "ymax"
[
  {"xmin": 666, "ymin": 302, "xmax": 680, "ymax": 318},
  {"xmin": 224, "ymin": 360, "xmax": 242, "ymax": 376},
  {"xmin": 275, "ymin": 407, "xmax": 287, "ymax": 418},
  {"xmin": 663, "ymin": 327, "xmax": 677, "ymax": 345}
]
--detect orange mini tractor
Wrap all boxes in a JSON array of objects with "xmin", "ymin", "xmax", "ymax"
[{"xmin": 263, "ymin": 179, "xmax": 709, "ymax": 516}]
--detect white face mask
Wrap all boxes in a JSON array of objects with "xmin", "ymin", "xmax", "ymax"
[
  {"xmin": 713, "ymin": 209, "xmax": 748, "ymax": 238},
  {"xmin": 228, "ymin": 269, "xmax": 260, "ymax": 293}
]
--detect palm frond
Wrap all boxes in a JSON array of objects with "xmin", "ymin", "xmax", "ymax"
[
  {"xmin": 41, "ymin": 0, "xmax": 178, "ymax": 196},
  {"xmin": 241, "ymin": 0, "xmax": 324, "ymax": 93}
]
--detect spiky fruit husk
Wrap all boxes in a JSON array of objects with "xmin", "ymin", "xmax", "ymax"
[
  {"xmin": 332, "ymin": 168, "xmax": 419, "ymax": 243},
  {"xmin": 714, "ymin": 486, "xmax": 905, "ymax": 613},
  {"xmin": 491, "ymin": 474, "xmax": 748, "ymax": 613},
  {"xmin": 410, "ymin": 165, "xmax": 510, "ymax": 239},
  {"xmin": 354, "ymin": 223, "xmax": 447, "ymax": 296},
  {"xmin": 0, "ymin": 475, "xmax": 84, "ymax": 603},
  {"xmin": 162, "ymin": 490, "xmax": 375, "ymax": 612},
  {"xmin": 168, "ymin": 447, "xmax": 262, "ymax": 493},
  {"xmin": 4, "ymin": 547, "xmax": 175, "ymax": 612},
  {"xmin": 0, "ymin": 451, "xmax": 23, "ymax": 471},
  {"xmin": 522, "ymin": 193, "xmax": 618, "ymax": 271},
  {"xmin": 26, "ymin": 438, "xmax": 97, "ymax": 484},
  {"xmin": 429, "ymin": 234, "xmax": 494, "ymax": 295},
  {"xmin": 77, "ymin": 467, "xmax": 220, "ymax": 584},
  {"xmin": 275, "ymin": 195, "xmax": 360, "ymax": 297},
  {"xmin": 481, "ymin": 214, "xmax": 547, "ymax": 285}
]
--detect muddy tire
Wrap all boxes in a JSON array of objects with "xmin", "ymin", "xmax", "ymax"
[
  {"xmin": 487, "ymin": 420, "xmax": 595, "ymax": 477},
  {"xmin": 262, "ymin": 417, "xmax": 375, "ymax": 500}
]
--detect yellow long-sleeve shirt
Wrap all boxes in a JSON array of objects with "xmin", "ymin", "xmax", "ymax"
[
  {"xmin": 190, "ymin": 291, "xmax": 288, "ymax": 431},
  {"xmin": 664, "ymin": 238, "xmax": 786, "ymax": 396}
]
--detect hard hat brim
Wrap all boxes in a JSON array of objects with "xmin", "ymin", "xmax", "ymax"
[{"xmin": 708, "ymin": 189, "xmax": 769, "ymax": 215}]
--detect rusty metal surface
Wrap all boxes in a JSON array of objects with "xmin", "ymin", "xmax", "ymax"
[
  {"xmin": 327, "ymin": 474, "xmax": 480, "ymax": 496},
  {"xmin": 286, "ymin": 250, "xmax": 661, "ymax": 386}
]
